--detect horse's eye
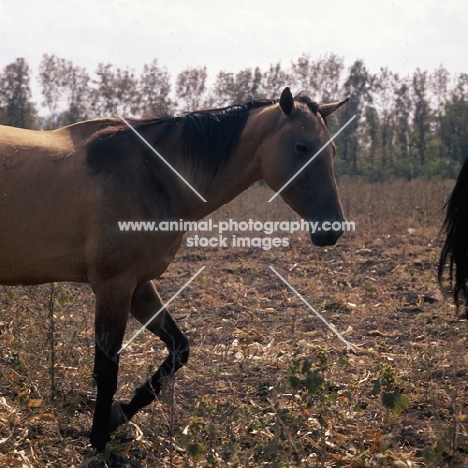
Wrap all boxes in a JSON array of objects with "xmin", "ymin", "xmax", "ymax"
[{"xmin": 295, "ymin": 143, "xmax": 308, "ymax": 154}]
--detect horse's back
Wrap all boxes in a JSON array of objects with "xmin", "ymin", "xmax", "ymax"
[{"xmin": 0, "ymin": 118, "xmax": 118, "ymax": 157}]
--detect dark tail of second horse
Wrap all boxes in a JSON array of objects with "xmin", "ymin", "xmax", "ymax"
[{"xmin": 439, "ymin": 157, "xmax": 468, "ymax": 318}]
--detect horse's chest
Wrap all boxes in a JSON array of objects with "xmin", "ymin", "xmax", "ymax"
[{"xmin": 145, "ymin": 234, "xmax": 184, "ymax": 279}]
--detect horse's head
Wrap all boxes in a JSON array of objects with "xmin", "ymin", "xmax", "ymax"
[{"xmin": 260, "ymin": 87, "xmax": 348, "ymax": 246}]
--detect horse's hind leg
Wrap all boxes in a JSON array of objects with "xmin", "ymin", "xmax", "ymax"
[{"xmin": 109, "ymin": 280, "xmax": 189, "ymax": 429}]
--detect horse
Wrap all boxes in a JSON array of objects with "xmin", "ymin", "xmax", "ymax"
[
  {"xmin": 0, "ymin": 87, "xmax": 348, "ymax": 453},
  {"xmin": 439, "ymin": 156, "xmax": 468, "ymax": 319}
]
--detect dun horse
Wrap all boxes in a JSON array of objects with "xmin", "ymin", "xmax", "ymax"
[
  {"xmin": 439, "ymin": 156, "xmax": 468, "ymax": 319},
  {"xmin": 0, "ymin": 88, "xmax": 348, "ymax": 451}
]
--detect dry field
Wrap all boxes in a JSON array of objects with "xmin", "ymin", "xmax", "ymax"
[{"xmin": 1, "ymin": 178, "xmax": 467, "ymax": 467}]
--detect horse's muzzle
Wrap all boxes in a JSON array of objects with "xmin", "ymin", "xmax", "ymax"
[{"xmin": 310, "ymin": 226, "xmax": 344, "ymax": 247}]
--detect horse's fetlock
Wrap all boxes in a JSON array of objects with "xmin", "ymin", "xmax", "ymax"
[{"xmin": 90, "ymin": 430, "xmax": 110, "ymax": 452}]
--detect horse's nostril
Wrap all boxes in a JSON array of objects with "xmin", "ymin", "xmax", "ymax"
[{"xmin": 310, "ymin": 228, "xmax": 344, "ymax": 247}]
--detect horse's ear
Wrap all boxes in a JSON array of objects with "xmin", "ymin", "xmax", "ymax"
[
  {"xmin": 279, "ymin": 87, "xmax": 295, "ymax": 115},
  {"xmin": 318, "ymin": 98, "xmax": 349, "ymax": 117}
]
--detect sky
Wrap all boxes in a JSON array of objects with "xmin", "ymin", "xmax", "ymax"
[{"xmin": 1, "ymin": 0, "xmax": 467, "ymax": 100}]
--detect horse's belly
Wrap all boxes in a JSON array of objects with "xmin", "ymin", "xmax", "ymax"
[
  {"xmin": 0, "ymin": 187, "xmax": 89, "ymax": 285},
  {"xmin": 0, "ymin": 232, "xmax": 88, "ymax": 285}
]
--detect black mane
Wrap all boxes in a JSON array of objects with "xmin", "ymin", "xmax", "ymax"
[
  {"xmin": 133, "ymin": 99, "xmax": 278, "ymax": 179},
  {"xmin": 87, "ymin": 94, "xmax": 319, "ymax": 181}
]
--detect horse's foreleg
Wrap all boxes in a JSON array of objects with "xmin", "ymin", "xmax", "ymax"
[
  {"xmin": 109, "ymin": 280, "xmax": 189, "ymax": 430},
  {"xmin": 90, "ymin": 285, "xmax": 132, "ymax": 452}
]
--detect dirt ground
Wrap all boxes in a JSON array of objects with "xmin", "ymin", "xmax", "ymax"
[{"xmin": 1, "ymin": 179, "xmax": 467, "ymax": 467}]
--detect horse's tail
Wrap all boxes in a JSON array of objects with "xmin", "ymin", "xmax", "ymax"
[{"xmin": 438, "ymin": 157, "xmax": 468, "ymax": 315}]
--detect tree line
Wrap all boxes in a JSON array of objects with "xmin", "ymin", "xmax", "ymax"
[{"xmin": 1, "ymin": 54, "xmax": 467, "ymax": 180}]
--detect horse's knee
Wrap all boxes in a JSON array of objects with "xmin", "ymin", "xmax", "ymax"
[
  {"xmin": 158, "ymin": 314, "xmax": 189, "ymax": 368},
  {"xmin": 178, "ymin": 333, "xmax": 189, "ymax": 366},
  {"xmin": 167, "ymin": 332, "xmax": 189, "ymax": 368}
]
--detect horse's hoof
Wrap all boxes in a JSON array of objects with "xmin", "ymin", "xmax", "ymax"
[
  {"xmin": 106, "ymin": 452, "xmax": 132, "ymax": 467},
  {"xmin": 109, "ymin": 401, "xmax": 129, "ymax": 433}
]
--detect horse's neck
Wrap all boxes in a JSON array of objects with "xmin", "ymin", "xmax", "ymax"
[
  {"xmin": 204, "ymin": 165, "xmax": 260, "ymax": 215},
  {"xmin": 174, "ymin": 105, "xmax": 279, "ymax": 221},
  {"xmin": 193, "ymin": 116, "xmax": 277, "ymax": 218}
]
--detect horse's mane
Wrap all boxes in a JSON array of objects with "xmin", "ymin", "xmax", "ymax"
[
  {"xmin": 439, "ymin": 157, "xmax": 468, "ymax": 314},
  {"xmin": 87, "ymin": 94, "xmax": 319, "ymax": 180},
  {"xmin": 87, "ymin": 99, "xmax": 275, "ymax": 179}
]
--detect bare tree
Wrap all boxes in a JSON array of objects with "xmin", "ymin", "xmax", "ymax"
[
  {"xmin": 175, "ymin": 66, "xmax": 207, "ymax": 111},
  {"xmin": 139, "ymin": 59, "xmax": 173, "ymax": 115},
  {"xmin": 0, "ymin": 58, "xmax": 36, "ymax": 129}
]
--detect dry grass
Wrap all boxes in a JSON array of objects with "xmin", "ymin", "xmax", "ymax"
[{"xmin": 1, "ymin": 178, "xmax": 467, "ymax": 467}]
